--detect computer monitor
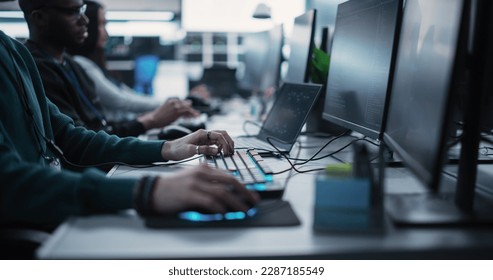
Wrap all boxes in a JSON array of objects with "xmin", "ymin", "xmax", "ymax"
[
  {"xmin": 322, "ymin": 0, "xmax": 403, "ymax": 140},
  {"xmin": 105, "ymin": 36, "xmax": 131, "ymax": 58},
  {"xmin": 130, "ymin": 36, "xmax": 161, "ymax": 56},
  {"xmin": 238, "ymin": 24, "xmax": 284, "ymax": 93},
  {"xmin": 199, "ymin": 64, "xmax": 238, "ymax": 99},
  {"xmin": 238, "ymin": 30, "xmax": 270, "ymax": 92},
  {"xmin": 259, "ymin": 24, "xmax": 284, "ymax": 91},
  {"xmin": 479, "ymin": 0, "xmax": 493, "ymax": 135},
  {"xmin": 383, "ymin": 0, "xmax": 493, "ymax": 225},
  {"xmin": 320, "ymin": 26, "xmax": 331, "ymax": 54},
  {"xmin": 461, "ymin": 0, "xmax": 493, "ymax": 203},
  {"xmin": 284, "ymin": 9, "xmax": 317, "ymax": 83}
]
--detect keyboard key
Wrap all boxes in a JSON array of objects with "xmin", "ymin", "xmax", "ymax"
[
  {"xmin": 257, "ymin": 162, "xmax": 273, "ymax": 175},
  {"xmin": 215, "ymin": 156, "xmax": 229, "ymax": 171},
  {"xmin": 222, "ymin": 155, "xmax": 237, "ymax": 171},
  {"xmin": 204, "ymin": 149, "xmax": 273, "ymax": 184}
]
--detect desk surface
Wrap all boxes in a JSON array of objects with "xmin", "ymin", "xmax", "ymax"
[
  {"xmin": 37, "ymin": 109, "xmax": 493, "ymax": 259},
  {"xmin": 37, "ymin": 166, "xmax": 493, "ymax": 259}
]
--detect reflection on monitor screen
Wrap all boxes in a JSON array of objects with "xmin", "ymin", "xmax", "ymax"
[
  {"xmin": 383, "ymin": 0, "xmax": 493, "ymax": 225},
  {"xmin": 238, "ymin": 31, "xmax": 270, "ymax": 91},
  {"xmin": 239, "ymin": 25, "xmax": 284, "ymax": 93},
  {"xmin": 322, "ymin": 0, "xmax": 402, "ymax": 140},
  {"xmin": 284, "ymin": 10, "xmax": 317, "ymax": 83},
  {"xmin": 384, "ymin": 0, "xmax": 464, "ymax": 189},
  {"xmin": 260, "ymin": 24, "xmax": 283, "ymax": 91}
]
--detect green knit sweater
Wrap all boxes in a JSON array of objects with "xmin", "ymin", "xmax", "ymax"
[{"xmin": 0, "ymin": 31, "xmax": 164, "ymax": 226}]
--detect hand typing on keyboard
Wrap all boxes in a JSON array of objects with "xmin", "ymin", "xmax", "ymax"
[
  {"xmin": 138, "ymin": 99, "xmax": 200, "ymax": 130},
  {"xmin": 133, "ymin": 129, "xmax": 262, "ymax": 218},
  {"xmin": 161, "ymin": 129, "xmax": 235, "ymax": 160},
  {"xmin": 151, "ymin": 165, "xmax": 260, "ymax": 215},
  {"xmin": 199, "ymin": 149, "xmax": 283, "ymax": 199},
  {"xmin": 201, "ymin": 150, "xmax": 274, "ymax": 185}
]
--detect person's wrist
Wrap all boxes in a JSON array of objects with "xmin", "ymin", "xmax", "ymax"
[
  {"xmin": 137, "ymin": 112, "xmax": 156, "ymax": 130},
  {"xmin": 133, "ymin": 176, "xmax": 159, "ymax": 216},
  {"xmin": 161, "ymin": 141, "xmax": 171, "ymax": 160}
]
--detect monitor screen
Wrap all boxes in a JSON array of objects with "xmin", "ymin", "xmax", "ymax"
[
  {"xmin": 238, "ymin": 24, "xmax": 284, "ymax": 92},
  {"xmin": 258, "ymin": 83, "xmax": 322, "ymax": 151},
  {"xmin": 238, "ymin": 30, "xmax": 270, "ymax": 91},
  {"xmin": 105, "ymin": 36, "xmax": 131, "ymax": 58},
  {"xmin": 383, "ymin": 0, "xmax": 465, "ymax": 191},
  {"xmin": 259, "ymin": 24, "xmax": 284, "ymax": 91},
  {"xmin": 322, "ymin": 0, "xmax": 402, "ymax": 140},
  {"xmin": 284, "ymin": 9, "xmax": 317, "ymax": 83},
  {"xmin": 383, "ymin": 0, "xmax": 493, "ymax": 226},
  {"xmin": 480, "ymin": 7, "xmax": 493, "ymax": 134}
]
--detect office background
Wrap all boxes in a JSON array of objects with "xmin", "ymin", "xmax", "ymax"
[
  {"xmin": 0, "ymin": 0, "xmax": 345, "ymax": 101},
  {"xmin": 2, "ymin": 0, "xmax": 493, "ymax": 260}
]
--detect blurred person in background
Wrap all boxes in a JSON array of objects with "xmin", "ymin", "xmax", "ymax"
[{"xmin": 22, "ymin": 0, "xmax": 199, "ymax": 137}]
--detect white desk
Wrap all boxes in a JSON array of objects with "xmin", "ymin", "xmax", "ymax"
[{"xmin": 36, "ymin": 110, "xmax": 493, "ymax": 259}]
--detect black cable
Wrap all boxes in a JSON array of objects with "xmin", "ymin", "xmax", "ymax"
[
  {"xmin": 265, "ymin": 136, "xmax": 327, "ymax": 175},
  {"xmin": 479, "ymin": 146, "xmax": 493, "ymax": 156},
  {"xmin": 285, "ymin": 130, "xmax": 354, "ymax": 163},
  {"xmin": 245, "ymin": 129, "xmax": 358, "ymax": 175},
  {"xmin": 290, "ymin": 133, "xmax": 363, "ymax": 165},
  {"xmin": 361, "ymin": 137, "xmax": 381, "ymax": 147},
  {"xmin": 296, "ymin": 132, "xmax": 358, "ymax": 149},
  {"xmin": 299, "ymin": 137, "xmax": 363, "ymax": 163},
  {"xmin": 329, "ymin": 154, "xmax": 346, "ymax": 164},
  {"xmin": 241, "ymin": 120, "xmax": 262, "ymax": 137},
  {"xmin": 282, "ymin": 140, "xmax": 303, "ymax": 189},
  {"xmin": 481, "ymin": 133, "xmax": 493, "ymax": 145},
  {"xmin": 269, "ymin": 135, "xmax": 370, "ymax": 175}
]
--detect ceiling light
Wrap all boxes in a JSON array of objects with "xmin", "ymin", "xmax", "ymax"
[
  {"xmin": 106, "ymin": 11, "xmax": 175, "ymax": 22},
  {"xmin": 252, "ymin": 3, "xmax": 271, "ymax": 19},
  {"xmin": 0, "ymin": 11, "xmax": 24, "ymax": 19}
]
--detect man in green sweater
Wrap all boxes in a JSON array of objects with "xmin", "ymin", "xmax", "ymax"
[{"xmin": 0, "ymin": 1, "xmax": 258, "ymax": 227}]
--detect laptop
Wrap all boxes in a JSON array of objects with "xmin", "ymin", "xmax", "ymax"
[{"xmin": 234, "ymin": 82, "xmax": 323, "ymax": 155}]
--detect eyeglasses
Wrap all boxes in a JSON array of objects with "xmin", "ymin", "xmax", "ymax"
[{"xmin": 38, "ymin": 4, "xmax": 87, "ymax": 20}]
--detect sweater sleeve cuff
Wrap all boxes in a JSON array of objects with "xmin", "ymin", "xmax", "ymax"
[
  {"xmin": 87, "ymin": 173, "xmax": 138, "ymax": 212},
  {"xmin": 133, "ymin": 176, "xmax": 159, "ymax": 217}
]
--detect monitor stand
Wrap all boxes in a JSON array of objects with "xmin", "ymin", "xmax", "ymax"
[
  {"xmin": 382, "ymin": 149, "xmax": 405, "ymax": 167},
  {"xmin": 385, "ymin": 173, "xmax": 493, "ymax": 226},
  {"xmin": 305, "ymin": 91, "xmax": 347, "ymax": 135}
]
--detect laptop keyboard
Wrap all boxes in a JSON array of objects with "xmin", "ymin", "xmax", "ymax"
[{"xmin": 200, "ymin": 149, "xmax": 274, "ymax": 189}]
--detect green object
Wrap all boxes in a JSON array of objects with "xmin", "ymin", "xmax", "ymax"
[
  {"xmin": 325, "ymin": 163, "xmax": 353, "ymax": 177},
  {"xmin": 310, "ymin": 47, "xmax": 330, "ymax": 84}
]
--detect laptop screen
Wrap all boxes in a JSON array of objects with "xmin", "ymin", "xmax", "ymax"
[{"xmin": 257, "ymin": 83, "xmax": 322, "ymax": 151}]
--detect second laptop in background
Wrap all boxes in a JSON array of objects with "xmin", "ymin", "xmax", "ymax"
[{"xmin": 235, "ymin": 82, "xmax": 323, "ymax": 155}]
